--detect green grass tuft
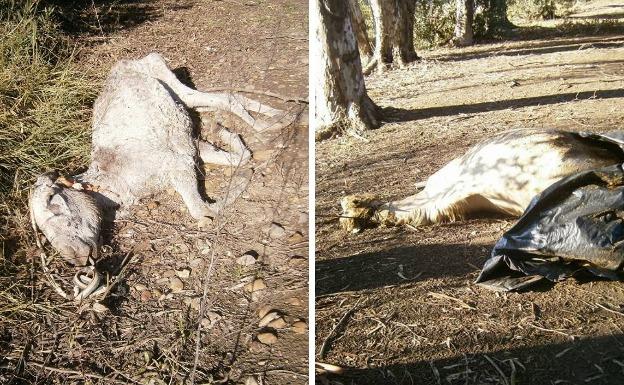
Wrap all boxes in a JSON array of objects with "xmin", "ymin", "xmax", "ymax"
[{"xmin": 0, "ymin": 0, "xmax": 95, "ymax": 248}]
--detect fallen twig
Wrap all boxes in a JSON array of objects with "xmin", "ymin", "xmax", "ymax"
[
  {"xmin": 529, "ymin": 323, "xmax": 576, "ymax": 340},
  {"xmin": 347, "ymin": 130, "xmax": 370, "ymax": 143},
  {"xmin": 28, "ymin": 362, "xmax": 133, "ymax": 384},
  {"xmin": 318, "ymin": 298, "xmax": 363, "ymax": 359},
  {"xmin": 429, "ymin": 361, "xmax": 441, "ymax": 385},
  {"xmin": 595, "ymin": 302, "xmax": 624, "ymax": 317},
  {"xmin": 315, "ymin": 362, "xmax": 344, "ymax": 374},
  {"xmin": 484, "ymin": 354, "xmax": 509, "ymax": 385},
  {"xmin": 428, "ymin": 291, "xmax": 476, "ymax": 310}
]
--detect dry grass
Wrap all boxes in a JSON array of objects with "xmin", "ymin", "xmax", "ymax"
[
  {"xmin": 0, "ymin": 0, "xmax": 94, "ymax": 234},
  {"xmin": 0, "ymin": 1, "xmax": 95, "ymax": 382}
]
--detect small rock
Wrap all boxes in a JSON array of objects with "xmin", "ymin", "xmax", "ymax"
[
  {"xmin": 248, "ymin": 340, "xmax": 267, "ymax": 353},
  {"xmin": 251, "ymin": 291, "xmax": 264, "ymax": 302},
  {"xmin": 198, "ymin": 217, "xmax": 213, "ymax": 228},
  {"xmin": 200, "ymin": 318, "xmax": 212, "ymax": 328},
  {"xmin": 259, "ymin": 311, "xmax": 280, "ymax": 327},
  {"xmin": 135, "ymin": 240, "xmax": 153, "ymax": 252},
  {"xmin": 257, "ymin": 304, "xmax": 274, "ymax": 319},
  {"xmin": 147, "ymin": 201, "xmax": 159, "ymax": 210},
  {"xmin": 162, "ymin": 269, "xmax": 176, "ymax": 278},
  {"xmin": 176, "ymin": 268, "xmax": 191, "ymax": 279},
  {"xmin": 140, "ymin": 290, "xmax": 152, "ymax": 302},
  {"xmin": 267, "ymin": 317, "xmax": 287, "ymax": 329},
  {"xmin": 134, "ymin": 283, "xmax": 148, "ymax": 292},
  {"xmin": 257, "ymin": 331, "xmax": 278, "ymax": 345},
  {"xmin": 245, "ymin": 278, "xmax": 266, "ymax": 293},
  {"xmin": 292, "ymin": 320, "xmax": 307, "ymax": 334},
  {"xmin": 152, "ymin": 289, "xmax": 163, "ymax": 298},
  {"xmin": 92, "ymin": 302, "xmax": 109, "ymax": 313},
  {"xmin": 183, "ymin": 297, "xmax": 201, "ymax": 311},
  {"xmin": 206, "ymin": 310, "xmax": 222, "ymax": 323},
  {"xmin": 288, "ymin": 231, "xmax": 305, "ymax": 245},
  {"xmin": 237, "ymin": 253, "xmax": 256, "ymax": 266},
  {"xmin": 288, "ymin": 255, "xmax": 307, "ymax": 267},
  {"xmin": 189, "ymin": 258, "xmax": 204, "ymax": 268},
  {"xmin": 286, "ymin": 297, "xmax": 303, "ymax": 306},
  {"xmin": 169, "ymin": 277, "xmax": 184, "ymax": 293},
  {"xmin": 244, "ymin": 375, "xmax": 260, "ymax": 385},
  {"xmin": 142, "ymin": 350, "xmax": 154, "ymax": 364},
  {"xmin": 268, "ymin": 222, "xmax": 286, "ymax": 238},
  {"xmin": 298, "ymin": 211, "xmax": 308, "ymax": 225}
]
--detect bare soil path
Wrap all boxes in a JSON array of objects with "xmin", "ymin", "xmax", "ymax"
[
  {"xmin": 3, "ymin": 1, "xmax": 308, "ymax": 384},
  {"xmin": 316, "ymin": 2, "xmax": 624, "ymax": 384}
]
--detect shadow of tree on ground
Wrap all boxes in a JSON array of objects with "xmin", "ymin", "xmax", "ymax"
[
  {"xmin": 382, "ymin": 89, "xmax": 624, "ymax": 123},
  {"xmin": 43, "ymin": 0, "xmax": 193, "ymax": 36},
  {"xmin": 321, "ymin": 334, "xmax": 624, "ymax": 385},
  {"xmin": 316, "ymin": 241, "xmax": 491, "ymax": 296}
]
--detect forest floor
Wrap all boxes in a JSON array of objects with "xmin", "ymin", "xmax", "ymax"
[
  {"xmin": 316, "ymin": 1, "xmax": 624, "ymax": 385},
  {"xmin": 1, "ymin": 1, "xmax": 308, "ymax": 384}
]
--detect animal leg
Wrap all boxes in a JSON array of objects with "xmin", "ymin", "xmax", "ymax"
[
  {"xmin": 168, "ymin": 166, "xmax": 216, "ymax": 220},
  {"xmin": 198, "ymin": 128, "xmax": 251, "ymax": 166},
  {"xmin": 186, "ymin": 92, "xmax": 286, "ymax": 131},
  {"xmin": 139, "ymin": 53, "xmax": 286, "ymax": 130},
  {"xmin": 199, "ymin": 129, "xmax": 254, "ymax": 212}
]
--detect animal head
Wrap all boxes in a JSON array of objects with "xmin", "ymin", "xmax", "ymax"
[
  {"xmin": 339, "ymin": 194, "xmax": 383, "ymax": 233},
  {"xmin": 31, "ymin": 172, "xmax": 102, "ymax": 266}
]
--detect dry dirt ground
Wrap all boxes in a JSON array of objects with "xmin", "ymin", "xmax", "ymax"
[
  {"xmin": 316, "ymin": 2, "xmax": 624, "ymax": 385},
  {"xmin": 1, "ymin": 1, "xmax": 308, "ymax": 384}
]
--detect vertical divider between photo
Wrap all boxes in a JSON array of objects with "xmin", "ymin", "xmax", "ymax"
[{"xmin": 308, "ymin": 0, "xmax": 316, "ymax": 382}]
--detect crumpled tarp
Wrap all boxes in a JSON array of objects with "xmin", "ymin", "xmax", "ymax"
[{"xmin": 476, "ymin": 131, "xmax": 624, "ymax": 291}]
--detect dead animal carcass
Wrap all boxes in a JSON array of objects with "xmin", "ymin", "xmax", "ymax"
[
  {"xmin": 30, "ymin": 53, "xmax": 291, "ymax": 296},
  {"xmin": 340, "ymin": 129, "xmax": 624, "ymax": 290},
  {"xmin": 340, "ymin": 129, "xmax": 623, "ymax": 233}
]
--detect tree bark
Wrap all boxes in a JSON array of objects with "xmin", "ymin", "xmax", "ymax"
[
  {"xmin": 312, "ymin": 0, "xmax": 379, "ymax": 140},
  {"xmin": 366, "ymin": 0, "xmax": 418, "ymax": 74},
  {"xmin": 484, "ymin": 0, "xmax": 514, "ymax": 36},
  {"xmin": 452, "ymin": 0, "xmax": 474, "ymax": 46},
  {"xmin": 347, "ymin": 0, "xmax": 373, "ymax": 65},
  {"xmin": 395, "ymin": 0, "xmax": 418, "ymax": 65}
]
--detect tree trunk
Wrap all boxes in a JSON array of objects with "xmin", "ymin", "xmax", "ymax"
[
  {"xmin": 347, "ymin": 0, "xmax": 373, "ymax": 64},
  {"xmin": 312, "ymin": 0, "xmax": 379, "ymax": 140},
  {"xmin": 485, "ymin": 0, "xmax": 514, "ymax": 36},
  {"xmin": 366, "ymin": 0, "xmax": 418, "ymax": 74},
  {"xmin": 452, "ymin": 0, "xmax": 474, "ymax": 46},
  {"xmin": 395, "ymin": 0, "xmax": 418, "ymax": 65}
]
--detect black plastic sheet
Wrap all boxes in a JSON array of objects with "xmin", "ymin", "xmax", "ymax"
[{"xmin": 476, "ymin": 132, "xmax": 624, "ymax": 291}]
